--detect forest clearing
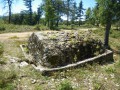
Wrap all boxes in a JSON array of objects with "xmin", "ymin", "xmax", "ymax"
[{"xmin": 0, "ymin": 0, "xmax": 120, "ymax": 90}]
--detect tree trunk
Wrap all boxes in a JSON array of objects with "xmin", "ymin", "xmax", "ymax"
[
  {"xmin": 8, "ymin": 2, "xmax": 11, "ymax": 23},
  {"xmin": 50, "ymin": 20, "xmax": 53, "ymax": 30},
  {"xmin": 79, "ymin": 19, "xmax": 80, "ymax": 26},
  {"xmin": 67, "ymin": 1, "xmax": 69, "ymax": 26},
  {"xmin": 104, "ymin": 20, "xmax": 112, "ymax": 48},
  {"xmin": 67, "ymin": 15, "xmax": 69, "ymax": 26},
  {"xmin": 29, "ymin": 2, "xmax": 32, "ymax": 25},
  {"xmin": 48, "ymin": 19, "xmax": 49, "ymax": 27},
  {"xmin": 56, "ymin": 20, "xmax": 59, "ymax": 27}
]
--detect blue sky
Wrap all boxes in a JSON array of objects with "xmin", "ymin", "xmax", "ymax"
[{"xmin": 0, "ymin": 0, "xmax": 96, "ymax": 16}]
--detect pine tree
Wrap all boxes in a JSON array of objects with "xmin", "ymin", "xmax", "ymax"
[
  {"xmin": 37, "ymin": 5, "xmax": 43, "ymax": 24},
  {"xmin": 85, "ymin": 7, "xmax": 92, "ymax": 23},
  {"xmin": 78, "ymin": 0, "xmax": 84, "ymax": 26},
  {"xmin": 23, "ymin": 0, "xmax": 34, "ymax": 25},
  {"xmin": 96, "ymin": 0, "xmax": 119, "ymax": 48},
  {"xmin": 71, "ymin": 2, "xmax": 77, "ymax": 24},
  {"xmin": 64, "ymin": 0, "xmax": 74, "ymax": 26},
  {"xmin": 54, "ymin": 0, "xmax": 64, "ymax": 27},
  {"xmin": 92, "ymin": 4, "xmax": 100, "ymax": 26},
  {"xmin": 43, "ymin": 0, "xmax": 56, "ymax": 29}
]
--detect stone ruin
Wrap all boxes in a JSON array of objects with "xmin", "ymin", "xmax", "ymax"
[{"xmin": 28, "ymin": 31, "xmax": 106, "ymax": 68}]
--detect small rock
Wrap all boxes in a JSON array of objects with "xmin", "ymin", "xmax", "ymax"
[
  {"xmin": 116, "ymin": 83, "xmax": 119, "ymax": 87},
  {"xmin": 61, "ymin": 78, "xmax": 65, "ymax": 81},
  {"xmin": 10, "ymin": 58, "xmax": 16, "ymax": 63},
  {"xmin": 39, "ymin": 81, "xmax": 46, "ymax": 84},
  {"xmin": 18, "ymin": 79, "xmax": 21, "ymax": 82},
  {"xmin": 73, "ymin": 78, "xmax": 77, "ymax": 81},
  {"xmin": 24, "ymin": 85, "xmax": 27, "ymax": 88},
  {"xmin": 19, "ymin": 61, "xmax": 28, "ymax": 67},
  {"xmin": 110, "ymin": 74, "xmax": 114, "ymax": 78},
  {"xmin": 51, "ymin": 79, "xmax": 54, "ymax": 82},
  {"xmin": 31, "ymin": 79, "xmax": 36, "ymax": 84},
  {"xmin": 105, "ymin": 77, "xmax": 107, "ymax": 80},
  {"xmin": 88, "ymin": 82, "xmax": 91, "ymax": 85}
]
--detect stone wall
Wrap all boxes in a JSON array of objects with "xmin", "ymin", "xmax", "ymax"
[{"xmin": 28, "ymin": 31, "xmax": 105, "ymax": 68}]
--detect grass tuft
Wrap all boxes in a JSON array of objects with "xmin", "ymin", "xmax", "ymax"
[
  {"xmin": 0, "ymin": 70, "xmax": 17, "ymax": 89},
  {"xmin": 58, "ymin": 80, "xmax": 73, "ymax": 90}
]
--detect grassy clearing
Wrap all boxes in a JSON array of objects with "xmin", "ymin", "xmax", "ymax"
[
  {"xmin": 3, "ymin": 40, "xmax": 25, "ymax": 58},
  {"xmin": 0, "ymin": 27, "xmax": 120, "ymax": 89},
  {"xmin": 93, "ymin": 28, "xmax": 120, "ymax": 50}
]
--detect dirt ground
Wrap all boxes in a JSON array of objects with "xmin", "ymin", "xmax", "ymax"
[{"xmin": 0, "ymin": 32, "xmax": 33, "ymax": 40}]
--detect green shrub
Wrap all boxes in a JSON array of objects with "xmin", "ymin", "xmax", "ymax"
[
  {"xmin": 105, "ymin": 67, "xmax": 116, "ymax": 73},
  {"xmin": 110, "ymin": 31, "xmax": 120, "ymax": 38},
  {"xmin": 71, "ymin": 24, "xmax": 75, "ymax": 29},
  {"xmin": 0, "ymin": 58, "xmax": 6, "ymax": 65},
  {"xmin": 93, "ymin": 81, "xmax": 104, "ymax": 90},
  {"xmin": 116, "ymin": 44, "xmax": 120, "ymax": 50},
  {"xmin": 0, "ymin": 43, "xmax": 4, "ymax": 56},
  {"xmin": 58, "ymin": 80, "xmax": 73, "ymax": 90},
  {"xmin": 59, "ymin": 25, "xmax": 72, "ymax": 30},
  {"xmin": 0, "ymin": 70, "xmax": 17, "ymax": 89},
  {"xmin": 0, "ymin": 23, "xmax": 34, "ymax": 33},
  {"xmin": 34, "ymin": 24, "xmax": 49, "ymax": 31},
  {"xmin": 0, "ymin": 26, "xmax": 5, "ymax": 31},
  {"xmin": 80, "ymin": 24, "xmax": 95, "ymax": 28},
  {"xmin": 34, "ymin": 25, "xmax": 41, "ymax": 30}
]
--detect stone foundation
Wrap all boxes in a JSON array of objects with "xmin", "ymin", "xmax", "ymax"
[
  {"xmin": 33, "ymin": 50, "xmax": 113, "ymax": 72},
  {"xmin": 28, "ymin": 31, "xmax": 106, "ymax": 68}
]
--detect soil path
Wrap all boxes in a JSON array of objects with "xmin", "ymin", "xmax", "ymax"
[{"xmin": 0, "ymin": 32, "xmax": 33, "ymax": 40}]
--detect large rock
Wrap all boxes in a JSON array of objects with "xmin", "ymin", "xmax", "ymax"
[{"xmin": 28, "ymin": 31, "xmax": 105, "ymax": 68}]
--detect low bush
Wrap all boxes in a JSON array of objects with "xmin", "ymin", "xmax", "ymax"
[
  {"xmin": 0, "ymin": 57, "xmax": 7, "ymax": 65},
  {"xmin": 58, "ymin": 80, "xmax": 73, "ymax": 90},
  {"xmin": 0, "ymin": 43, "xmax": 4, "ymax": 56},
  {"xmin": 110, "ymin": 30, "xmax": 120, "ymax": 38},
  {"xmin": 0, "ymin": 25, "xmax": 6, "ymax": 31},
  {"xmin": 0, "ymin": 70, "xmax": 17, "ymax": 89},
  {"xmin": 0, "ymin": 23, "xmax": 34, "ymax": 33},
  {"xmin": 59, "ymin": 25, "xmax": 72, "ymax": 30},
  {"xmin": 34, "ymin": 25, "xmax": 41, "ymax": 30},
  {"xmin": 34, "ymin": 24, "xmax": 49, "ymax": 31},
  {"xmin": 71, "ymin": 24, "xmax": 75, "ymax": 29},
  {"xmin": 105, "ymin": 67, "xmax": 116, "ymax": 73},
  {"xmin": 80, "ymin": 24, "xmax": 96, "ymax": 28}
]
